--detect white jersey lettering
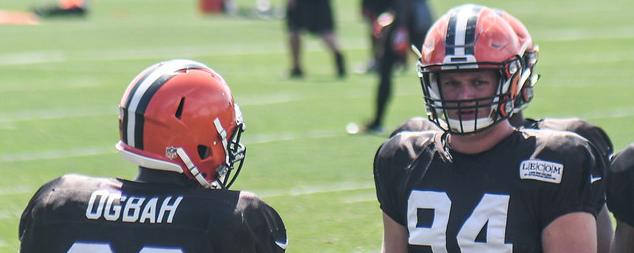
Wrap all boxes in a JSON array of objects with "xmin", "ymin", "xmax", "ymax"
[{"xmin": 85, "ymin": 190, "xmax": 183, "ymax": 224}]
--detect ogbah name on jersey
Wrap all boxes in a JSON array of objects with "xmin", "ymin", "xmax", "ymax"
[{"xmin": 85, "ymin": 189, "xmax": 183, "ymax": 224}]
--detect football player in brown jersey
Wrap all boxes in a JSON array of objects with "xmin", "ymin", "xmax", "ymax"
[
  {"xmin": 388, "ymin": 8, "xmax": 614, "ymax": 252},
  {"xmin": 20, "ymin": 59, "xmax": 287, "ymax": 253},
  {"xmin": 607, "ymin": 143, "xmax": 634, "ymax": 253},
  {"xmin": 374, "ymin": 4, "xmax": 605, "ymax": 252}
]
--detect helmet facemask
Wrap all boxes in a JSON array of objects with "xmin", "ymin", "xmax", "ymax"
[
  {"xmin": 179, "ymin": 103, "xmax": 246, "ymax": 190},
  {"xmin": 514, "ymin": 45, "xmax": 540, "ymax": 113},
  {"xmin": 213, "ymin": 103, "xmax": 246, "ymax": 189},
  {"xmin": 418, "ymin": 58, "xmax": 522, "ymax": 135},
  {"xmin": 417, "ymin": 4, "xmax": 525, "ymax": 135}
]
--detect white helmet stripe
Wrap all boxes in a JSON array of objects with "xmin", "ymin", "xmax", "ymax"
[
  {"xmin": 453, "ymin": 10, "xmax": 468, "ymax": 56},
  {"xmin": 446, "ymin": 5, "xmax": 481, "ymax": 58},
  {"xmin": 122, "ymin": 59, "xmax": 210, "ymax": 149}
]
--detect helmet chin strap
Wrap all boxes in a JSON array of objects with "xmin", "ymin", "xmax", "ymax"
[
  {"xmin": 213, "ymin": 118, "xmax": 233, "ymax": 187},
  {"xmin": 176, "ymin": 147, "xmax": 216, "ymax": 189},
  {"xmin": 213, "ymin": 118, "xmax": 230, "ymax": 165}
]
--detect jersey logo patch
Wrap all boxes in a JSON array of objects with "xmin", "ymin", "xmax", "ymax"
[{"xmin": 519, "ymin": 159, "xmax": 563, "ymax": 184}]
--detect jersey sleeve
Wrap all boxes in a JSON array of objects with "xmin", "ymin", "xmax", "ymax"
[
  {"xmin": 373, "ymin": 132, "xmax": 435, "ymax": 226},
  {"xmin": 234, "ymin": 192, "xmax": 287, "ymax": 253},
  {"xmin": 19, "ymin": 174, "xmax": 123, "ymax": 252},
  {"xmin": 19, "ymin": 174, "xmax": 100, "ymax": 244},
  {"xmin": 531, "ymin": 130, "xmax": 606, "ymax": 227},
  {"xmin": 607, "ymin": 144, "xmax": 634, "ymax": 226},
  {"xmin": 373, "ymin": 139, "xmax": 403, "ymax": 224},
  {"xmin": 540, "ymin": 117, "xmax": 614, "ymax": 162},
  {"xmin": 19, "ymin": 176, "xmax": 61, "ymax": 243}
]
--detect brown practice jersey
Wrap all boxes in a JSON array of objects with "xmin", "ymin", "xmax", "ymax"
[
  {"xmin": 19, "ymin": 174, "xmax": 287, "ymax": 253},
  {"xmin": 374, "ymin": 129, "xmax": 605, "ymax": 252},
  {"xmin": 523, "ymin": 117, "xmax": 613, "ymax": 162},
  {"xmin": 392, "ymin": 116, "xmax": 613, "ymax": 162},
  {"xmin": 607, "ymin": 143, "xmax": 634, "ymax": 227}
]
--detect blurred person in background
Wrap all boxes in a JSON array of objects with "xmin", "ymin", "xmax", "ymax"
[
  {"xmin": 32, "ymin": 0, "xmax": 89, "ymax": 17},
  {"xmin": 359, "ymin": 0, "xmax": 433, "ymax": 134},
  {"xmin": 285, "ymin": 0, "xmax": 345, "ymax": 78},
  {"xmin": 358, "ymin": 0, "xmax": 389, "ymax": 73}
]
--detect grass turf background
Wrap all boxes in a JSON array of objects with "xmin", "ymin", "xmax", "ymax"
[{"xmin": 1, "ymin": 0, "xmax": 633, "ymax": 251}]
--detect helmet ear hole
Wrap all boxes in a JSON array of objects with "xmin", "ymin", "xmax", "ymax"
[{"xmin": 198, "ymin": 145, "xmax": 210, "ymax": 159}]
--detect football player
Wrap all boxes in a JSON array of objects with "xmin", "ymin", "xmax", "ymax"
[
  {"xmin": 607, "ymin": 143, "xmax": 634, "ymax": 253},
  {"xmin": 389, "ymin": 8, "xmax": 615, "ymax": 252},
  {"xmin": 374, "ymin": 4, "xmax": 605, "ymax": 252},
  {"xmin": 361, "ymin": 0, "xmax": 434, "ymax": 134},
  {"xmin": 19, "ymin": 59, "xmax": 288, "ymax": 253}
]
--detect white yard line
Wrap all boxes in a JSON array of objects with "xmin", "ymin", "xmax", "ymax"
[
  {"xmin": 0, "ymin": 147, "xmax": 114, "ymax": 163},
  {"xmin": 0, "ymin": 129, "xmax": 347, "ymax": 163},
  {"xmin": 2, "ymin": 25, "xmax": 634, "ymax": 66},
  {"xmin": 256, "ymin": 182, "xmax": 375, "ymax": 198}
]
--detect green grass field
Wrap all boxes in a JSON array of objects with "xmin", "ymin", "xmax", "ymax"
[{"xmin": 1, "ymin": 0, "xmax": 634, "ymax": 252}]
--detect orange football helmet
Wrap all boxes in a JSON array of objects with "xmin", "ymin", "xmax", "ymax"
[
  {"xmin": 116, "ymin": 59, "xmax": 246, "ymax": 189},
  {"xmin": 417, "ymin": 4, "xmax": 524, "ymax": 134}
]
